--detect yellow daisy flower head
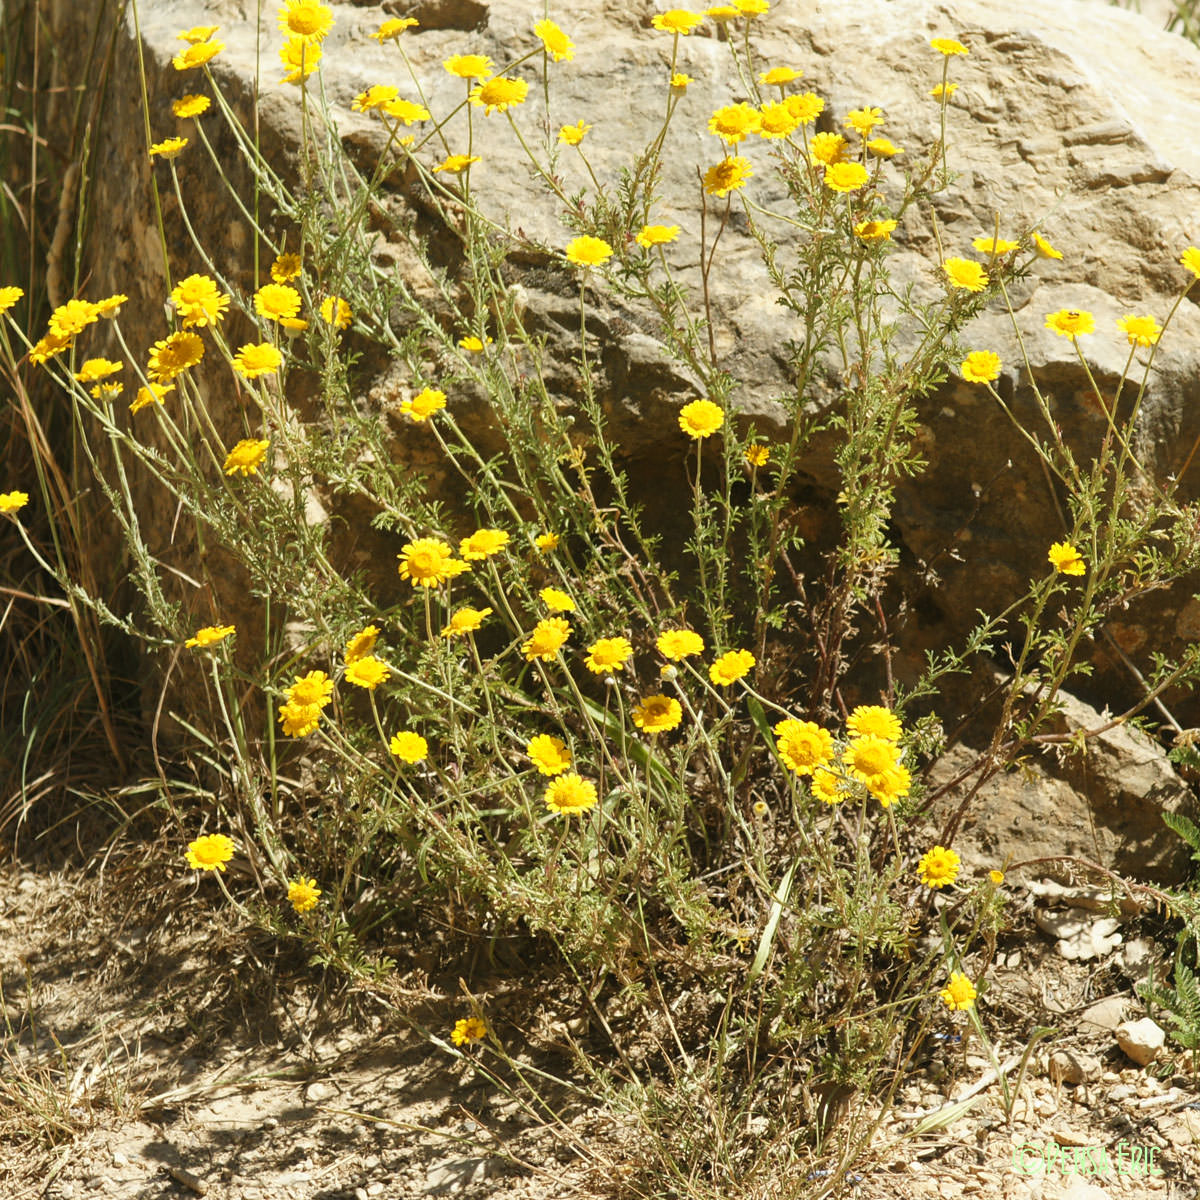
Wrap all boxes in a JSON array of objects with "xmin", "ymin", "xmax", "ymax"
[
  {"xmin": 73, "ymin": 357, "xmax": 123, "ymax": 383},
  {"xmin": 148, "ymin": 331, "xmax": 204, "ymax": 382},
  {"xmin": 846, "ymin": 736, "xmax": 910, "ymax": 806},
  {"xmin": 233, "ymin": 342, "xmax": 283, "ymax": 379},
  {"xmin": 279, "ymin": 36, "xmax": 321, "ymax": 84},
  {"xmin": 371, "ymin": 18, "xmax": 419, "ymax": 42},
  {"xmin": 91, "ymin": 382, "xmax": 123, "ymax": 401},
  {"xmin": 1181, "ymin": 246, "xmax": 1200, "ymax": 280},
  {"xmin": 278, "ymin": 1, "xmax": 334, "ymax": 42},
  {"xmin": 824, "ymin": 161, "xmax": 870, "ymax": 193},
  {"xmin": 539, "ymin": 587, "xmax": 575, "ymax": 613},
  {"xmin": 469, "ymin": 77, "xmax": 530, "ymax": 115},
  {"xmin": 632, "ymin": 694, "xmax": 683, "ymax": 734},
  {"xmin": 808, "ymin": 131, "xmax": 847, "ymax": 166},
  {"xmin": 185, "ymin": 623, "xmax": 235, "ymax": 648},
  {"xmin": 522, "ymin": 617, "xmax": 572, "ymax": 662},
  {"xmin": 1048, "ymin": 540, "xmax": 1085, "ymax": 576},
  {"xmin": 759, "ymin": 66, "xmax": 802, "ymax": 86},
  {"xmin": 278, "ymin": 700, "xmax": 322, "ymax": 737},
  {"xmin": 458, "ymin": 335, "xmax": 492, "ymax": 352},
  {"xmin": 940, "ymin": 972, "xmax": 977, "ymax": 1011},
  {"xmin": 846, "ymin": 705, "xmax": 902, "ymax": 742},
  {"xmin": 286, "ymin": 670, "xmax": 334, "ymax": 709},
  {"xmin": 441, "ymin": 606, "xmax": 492, "ymax": 638},
  {"xmin": 773, "ymin": 719, "xmax": 834, "ymax": 776},
  {"xmin": 855, "ymin": 219, "xmax": 898, "ymax": 242},
  {"xmin": 443, "ymin": 54, "xmax": 493, "ymax": 80},
  {"xmin": 271, "ymin": 252, "xmax": 303, "ymax": 282},
  {"xmin": 745, "ymin": 443, "xmax": 771, "ymax": 467},
  {"xmin": 930, "ymin": 36, "xmax": 969, "ymax": 55},
  {"xmin": 185, "ymin": 833, "xmax": 235, "ymax": 871},
  {"xmin": 398, "ymin": 537, "xmax": 460, "ymax": 588},
  {"xmin": 917, "ymin": 845, "xmax": 961, "ymax": 889},
  {"xmin": 1031, "ymin": 231, "xmax": 1062, "ymax": 260},
  {"xmin": 670, "ymin": 72, "xmax": 694, "ymax": 90},
  {"xmin": 558, "ymin": 120, "xmax": 591, "ymax": 146},
  {"xmin": 757, "ymin": 100, "xmax": 801, "ymax": 139},
  {"xmin": 989, "ymin": 869, "xmax": 1006, "ymax": 886},
  {"xmin": 656, "ymin": 628, "xmax": 704, "ymax": 660},
  {"xmin": 706, "ymin": 5, "xmax": 739, "ymax": 19},
  {"xmin": 527, "ymin": 733, "xmax": 572, "ymax": 776},
  {"xmin": 929, "ymin": 82, "xmax": 958, "ymax": 99},
  {"xmin": 545, "ymin": 773, "xmax": 598, "ymax": 815},
  {"xmin": 584, "ymin": 636, "xmax": 633, "ymax": 674},
  {"xmin": 177, "ymin": 25, "xmax": 219, "ymax": 44},
  {"xmin": 1044, "ymin": 309, "xmax": 1094, "ymax": 339},
  {"xmin": 709, "ymin": 648, "xmax": 755, "ymax": 686},
  {"xmin": 784, "ymin": 91, "xmax": 824, "ymax": 124},
  {"xmin": 534, "ymin": 531, "xmax": 560, "ymax": 552},
  {"xmin": 344, "ymin": 654, "xmax": 391, "ymax": 689},
  {"xmin": 866, "ymin": 136, "xmax": 903, "ymax": 157},
  {"xmin": 170, "ymin": 273, "xmax": 228, "ymax": 327},
  {"xmin": 702, "ymin": 156, "xmax": 753, "ymax": 197},
  {"xmin": 0, "ymin": 285, "xmax": 25, "ymax": 314},
  {"xmin": 708, "ymin": 102, "xmax": 762, "ymax": 145},
  {"xmin": 844, "ymin": 106, "xmax": 883, "ymax": 137},
  {"xmin": 678, "ymin": 398, "xmax": 724, "ymax": 439},
  {"xmin": 400, "ymin": 387, "xmax": 447, "ymax": 422},
  {"xmin": 287, "ymin": 877, "xmax": 322, "ymax": 914},
  {"xmin": 254, "ymin": 283, "xmax": 302, "ymax": 322},
  {"xmin": 94, "ymin": 293, "xmax": 128, "ymax": 319},
  {"xmin": 149, "ymin": 135, "xmax": 188, "ymax": 161},
  {"xmin": 344, "ymin": 625, "xmax": 380, "ymax": 663},
  {"xmin": 451, "ymin": 1016, "xmax": 487, "ymax": 1045},
  {"xmin": 459, "ymin": 528, "xmax": 510, "ymax": 560},
  {"xmin": 652, "ymin": 10, "xmax": 705, "ymax": 35},
  {"xmin": 172, "ymin": 41, "xmax": 224, "ymax": 71},
  {"xmin": 433, "ymin": 153, "xmax": 481, "ymax": 174},
  {"xmin": 1116, "ymin": 314, "xmax": 1162, "ymax": 347},
  {"xmin": 30, "ymin": 331, "xmax": 73, "ymax": 366},
  {"xmin": 636, "ymin": 223, "xmax": 680, "ymax": 248},
  {"xmin": 943, "ymin": 257, "xmax": 988, "ymax": 292},
  {"xmin": 389, "ymin": 730, "xmax": 428, "ymax": 763},
  {"xmin": 534, "ymin": 18, "xmax": 574, "ymax": 62},
  {"xmin": 320, "ymin": 296, "xmax": 352, "ymax": 329},
  {"xmin": 972, "ymin": 235, "xmax": 1019, "ymax": 256},
  {"xmin": 811, "ymin": 764, "xmax": 853, "ymax": 805},
  {"xmin": 49, "ymin": 298, "xmax": 99, "ymax": 337},
  {"xmin": 564, "ymin": 235, "xmax": 613, "ymax": 267},
  {"xmin": 223, "ymin": 438, "xmax": 270, "ymax": 476},
  {"xmin": 352, "ymin": 84, "xmax": 399, "ymax": 113},
  {"xmin": 172, "ymin": 94, "xmax": 211, "ymax": 118},
  {"xmin": 130, "ymin": 382, "xmax": 173, "ymax": 413},
  {"xmin": 735, "ymin": 0, "xmax": 769, "ymax": 13},
  {"xmin": 960, "ymin": 350, "xmax": 1001, "ymax": 384}
]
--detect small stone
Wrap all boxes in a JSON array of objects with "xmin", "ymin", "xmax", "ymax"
[
  {"xmin": 260, "ymin": 1117, "xmax": 279, "ymax": 1131},
  {"xmin": 1079, "ymin": 996, "xmax": 1129, "ymax": 1031},
  {"xmin": 1048, "ymin": 1049, "xmax": 1101, "ymax": 1085},
  {"xmin": 304, "ymin": 1080, "xmax": 336, "ymax": 1103},
  {"xmin": 111, "ymin": 1152, "xmax": 129, "ymax": 1166},
  {"xmin": 367, "ymin": 1185, "xmax": 385, "ymax": 1197},
  {"xmin": 353, "ymin": 1189, "xmax": 368, "ymax": 1200},
  {"xmin": 1116, "ymin": 1017, "xmax": 1165, "ymax": 1066}
]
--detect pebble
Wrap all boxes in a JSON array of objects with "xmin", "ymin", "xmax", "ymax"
[
  {"xmin": 367, "ymin": 1184, "xmax": 385, "ymax": 1197},
  {"xmin": 260, "ymin": 1117, "xmax": 279, "ymax": 1131},
  {"xmin": 1116, "ymin": 1017, "xmax": 1165, "ymax": 1066},
  {"xmin": 1048, "ymin": 1049, "xmax": 1101, "ymax": 1085}
]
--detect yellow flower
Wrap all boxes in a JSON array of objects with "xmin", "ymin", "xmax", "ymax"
[
  {"xmin": 389, "ymin": 730, "xmax": 428, "ymax": 763},
  {"xmin": 1044, "ymin": 309, "xmax": 1095, "ymax": 338},
  {"xmin": 279, "ymin": 36, "xmax": 321, "ymax": 84},
  {"xmin": 678, "ymin": 398, "xmax": 724, "ymax": 439},
  {"xmin": 709, "ymin": 648, "xmax": 754, "ymax": 686},
  {"xmin": 287, "ymin": 877, "xmax": 322, "ymax": 913},
  {"xmin": 824, "ymin": 161, "xmax": 869, "ymax": 193},
  {"xmin": 320, "ymin": 296, "xmax": 352, "ymax": 329},
  {"xmin": 866, "ymin": 136, "xmax": 902, "ymax": 157},
  {"xmin": 784, "ymin": 92, "xmax": 824, "ymax": 124},
  {"xmin": 636, "ymin": 223, "xmax": 680, "ymax": 248},
  {"xmin": 745, "ymin": 444, "xmax": 770, "ymax": 466},
  {"xmin": 352, "ymin": 84, "xmax": 400, "ymax": 113},
  {"xmin": 774, "ymin": 719, "xmax": 834, "ymax": 775},
  {"xmin": 703, "ymin": 156, "xmax": 753, "ymax": 197},
  {"xmin": 545, "ymin": 773, "xmax": 598, "ymax": 815},
  {"xmin": 371, "ymin": 18, "xmax": 418, "ymax": 41},
  {"xmin": 1116, "ymin": 314, "xmax": 1162, "ymax": 347},
  {"xmin": 91, "ymin": 382, "xmax": 123, "ymax": 401},
  {"xmin": 262, "ymin": 258, "xmax": 301, "ymax": 290},
  {"xmin": 808, "ymin": 131, "xmax": 846, "ymax": 165},
  {"xmin": 400, "ymin": 387, "xmax": 447, "ymax": 422},
  {"xmin": 469, "ymin": 77, "xmax": 529, "ymax": 115},
  {"xmin": 433, "ymin": 154, "xmax": 480, "ymax": 174},
  {"xmin": 443, "ymin": 54, "xmax": 493, "ymax": 80},
  {"xmin": 441, "ymin": 607, "xmax": 492, "ymax": 638},
  {"xmin": 632, "ymin": 695, "xmax": 683, "ymax": 734},
  {"xmin": 527, "ymin": 734, "xmax": 572, "ymax": 776},
  {"xmin": 279, "ymin": 701, "xmax": 322, "ymax": 737},
  {"xmin": 30, "ymin": 331, "xmax": 73, "ymax": 366},
  {"xmin": 845, "ymin": 736, "xmax": 910, "ymax": 806},
  {"xmin": 130, "ymin": 383, "xmax": 173, "ymax": 413},
  {"xmin": 398, "ymin": 538, "xmax": 463, "ymax": 588},
  {"xmin": 534, "ymin": 18, "xmax": 574, "ymax": 61},
  {"xmin": 584, "ymin": 636, "xmax": 633, "ymax": 674},
  {"xmin": 844, "ymin": 106, "xmax": 883, "ymax": 137},
  {"xmin": 170, "ymin": 274, "xmax": 228, "ymax": 327},
  {"xmin": 735, "ymin": 0, "xmax": 769, "ymax": 12},
  {"xmin": 539, "ymin": 587, "xmax": 575, "ymax": 613},
  {"xmin": 1048, "ymin": 541, "xmax": 1086, "ymax": 576},
  {"xmin": 670, "ymin": 72, "xmax": 694, "ymax": 90},
  {"xmin": 1181, "ymin": 246, "xmax": 1200, "ymax": 280},
  {"xmin": 810, "ymin": 764, "xmax": 852, "ymax": 805},
  {"xmin": 757, "ymin": 101, "xmax": 801, "ymax": 139},
  {"xmin": 185, "ymin": 833, "xmax": 235, "ymax": 871},
  {"xmin": 564, "ymin": 236, "xmax": 613, "ymax": 267},
  {"xmin": 960, "ymin": 350, "xmax": 1001, "ymax": 384},
  {"xmin": 172, "ymin": 41, "xmax": 224, "ymax": 71},
  {"xmin": 971, "ymin": 235, "xmax": 1019, "ymax": 256},
  {"xmin": 233, "ymin": 342, "xmax": 283, "ymax": 379},
  {"xmin": 930, "ymin": 36, "xmax": 969, "ymax": 55},
  {"xmin": 459, "ymin": 528, "xmax": 509, "ymax": 560},
  {"xmin": 558, "ymin": 120, "xmax": 591, "ymax": 146},
  {"xmin": 0, "ymin": 285, "xmax": 24, "ymax": 314},
  {"xmin": 176, "ymin": 25, "xmax": 219, "ymax": 44},
  {"xmin": 344, "ymin": 655, "xmax": 391, "ymax": 689},
  {"xmin": 708, "ymin": 102, "xmax": 762, "ymax": 145},
  {"xmin": 854, "ymin": 219, "xmax": 898, "ymax": 241},
  {"xmin": 652, "ymin": 10, "xmax": 704, "ymax": 34},
  {"xmin": 942, "ymin": 257, "xmax": 988, "ymax": 292},
  {"xmin": 656, "ymin": 628, "xmax": 704, "ymax": 660},
  {"xmin": 940, "ymin": 972, "xmax": 977, "ymax": 1011},
  {"xmin": 148, "ymin": 331, "xmax": 204, "ymax": 381},
  {"xmin": 223, "ymin": 438, "xmax": 270, "ymax": 476},
  {"xmin": 989, "ymin": 869, "xmax": 1006, "ymax": 886},
  {"xmin": 74, "ymin": 358, "xmax": 123, "ymax": 383},
  {"xmin": 49, "ymin": 298, "xmax": 100, "ymax": 337},
  {"xmin": 94, "ymin": 293, "xmax": 128, "ymax": 318},
  {"xmin": 522, "ymin": 617, "xmax": 571, "ymax": 661},
  {"xmin": 344, "ymin": 625, "xmax": 380, "ymax": 663},
  {"xmin": 253, "ymin": 283, "xmax": 301, "ymax": 322},
  {"xmin": 534, "ymin": 531, "xmax": 560, "ymax": 552},
  {"xmin": 846, "ymin": 705, "xmax": 902, "ymax": 741},
  {"xmin": 1031, "ymin": 231, "xmax": 1062, "ymax": 260},
  {"xmin": 278, "ymin": 1, "xmax": 334, "ymax": 42},
  {"xmin": 451, "ymin": 1016, "xmax": 488, "ymax": 1045},
  {"xmin": 458, "ymin": 335, "xmax": 491, "ymax": 352},
  {"xmin": 185, "ymin": 624, "xmax": 235, "ymax": 648},
  {"xmin": 760, "ymin": 66, "xmax": 801, "ymax": 85},
  {"xmin": 286, "ymin": 670, "xmax": 334, "ymax": 709},
  {"xmin": 706, "ymin": 4, "xmax": 739, "ymax": 19},
  {"xmin": 929, "ymin": 82, "xmax": 958, "ymax": 99},
  {"xmin": 172, "ymin": 94, "xmax": 210, "ymax": 118},
  {"xmin": 917, "ymin": 845, "xmax": 961, "ymax": 889}
]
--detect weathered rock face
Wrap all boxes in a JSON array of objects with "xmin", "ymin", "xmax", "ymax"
[{"xmin": 39, "ymin": 0, "xmax": 1200, "ymax": 864}]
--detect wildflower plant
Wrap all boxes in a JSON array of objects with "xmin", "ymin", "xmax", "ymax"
[{"xmin": 6, "ymin": 3, "xmax": 1200, "ymax": 1196}]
